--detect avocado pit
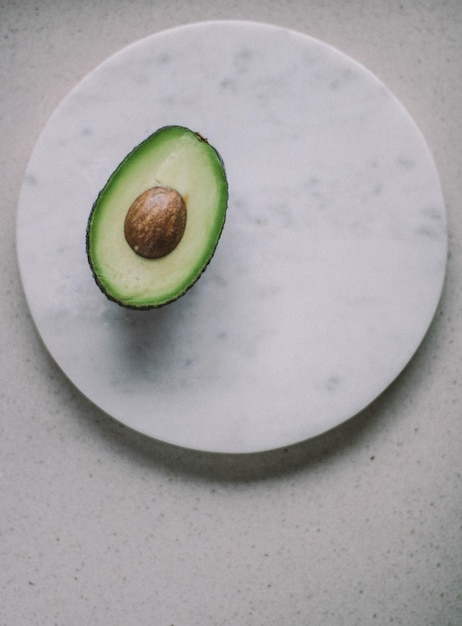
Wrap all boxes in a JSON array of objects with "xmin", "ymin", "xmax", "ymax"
[{"xmin": 124, "ymin": 186, "xmax": 187, "ymax": 258}]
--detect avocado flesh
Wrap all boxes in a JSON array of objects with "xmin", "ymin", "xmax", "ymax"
[{"xmin": 86, "ymin": 126, "xmax": 228, "ymax": 308}]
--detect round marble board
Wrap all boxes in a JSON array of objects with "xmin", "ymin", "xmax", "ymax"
[{"xmin": 16, "ymin": 21, "xmax": 447, "ymax": 453}]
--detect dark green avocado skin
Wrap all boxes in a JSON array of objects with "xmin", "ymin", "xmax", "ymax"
[{"xmin": 86, "ymin": 125, "xmax": 228, "ymax": 310}]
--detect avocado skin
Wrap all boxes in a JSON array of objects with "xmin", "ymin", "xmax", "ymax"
[{"xmin": 86, "ymin": 125, "xmax": 228, "ymax": 310}]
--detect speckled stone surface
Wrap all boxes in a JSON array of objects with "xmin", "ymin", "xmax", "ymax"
[
  {"xmin": 16, "ymin": 21, "xmax": 447, "ymax": 453},
  {"xmin": 2, "ymin": 2, "xmax": 462, "ymax": 625}
]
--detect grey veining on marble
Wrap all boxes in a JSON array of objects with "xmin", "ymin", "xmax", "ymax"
[{"xmin": 16, "ymin": 21, "xmax": 447, "ymax": 452}]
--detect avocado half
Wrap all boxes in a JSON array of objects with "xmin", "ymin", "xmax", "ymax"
[{"xmin": 86, "ymin": 125, "xmax": 228, "ymax": 309}]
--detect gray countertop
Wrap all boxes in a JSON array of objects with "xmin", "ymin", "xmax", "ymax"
[{"xmin": 1, "ymin": 1, "xmax": 461, "ymax": 625}]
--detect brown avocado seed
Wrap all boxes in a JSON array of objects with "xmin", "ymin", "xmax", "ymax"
[{"xmin": 124, "ymin": 186, "xmax": 187, "ymax": 258}]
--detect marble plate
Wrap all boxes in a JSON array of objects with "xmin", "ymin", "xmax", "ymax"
[{"xmin": 16, "ymin": 21, "xmax": 447, "ymax": 453}]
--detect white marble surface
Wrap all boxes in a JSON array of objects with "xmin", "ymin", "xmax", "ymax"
[
  {"xmin": 2, "ymin": 1, "xmax": 462, "ymax": 625},
  {"xmin": 16, "ymin": 21, "xmax": 447, "ymax": 453}
]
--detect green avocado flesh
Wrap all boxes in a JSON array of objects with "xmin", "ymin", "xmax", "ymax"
[{"xmin": 86, "ymin": 126, "xmax": 228, "ymax": 309}]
